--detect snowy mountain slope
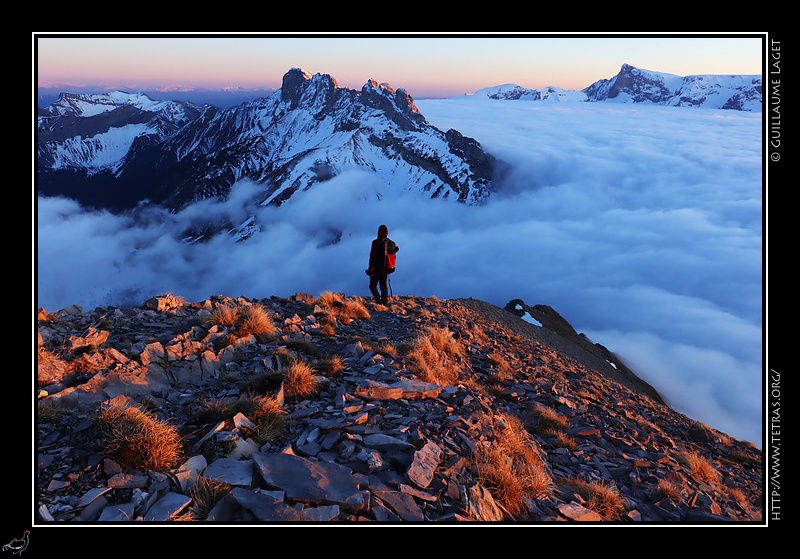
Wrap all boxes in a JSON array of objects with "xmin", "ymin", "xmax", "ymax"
[
  {"xmin": 37, "ymin": 91, "xmax": 209, "ymax": 174},
  {"xmin": 38, "ymin": 90, "xmax": 203, "ymax": 119},
  {"xmin": 474, "ymin": 83, "xmax": 589, "ymax": 102},
  {"xmin": 36, "ymin": 69, "xmax": 496, "ymax": 212},
  {"xmin": 667, "ymin": 72, "xmax": 763, "ymax": 111},
  {"xmin": 471, "ymin": 64, "xmax": 762, "ymax": 111}
]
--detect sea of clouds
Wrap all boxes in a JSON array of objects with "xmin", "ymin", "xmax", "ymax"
[{"xmin": 35, "ymin": 99, "xmax": 763, "ymax": 446}]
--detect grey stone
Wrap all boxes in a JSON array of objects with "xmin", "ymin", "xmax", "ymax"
[
  {"xmin": 357, "ymin": 448, "xmax": 386, "ymax": 472},
  {"xmin": 229, "ymin": 488, "xmax": 308, "ymax": 522},
  {"xmin": 205, "ymin": 493, "xmax": 241, "ymax": 522},
  {"xmin": 354, "ymin": 382, "xmax": 403, "ymax": 400},
  {"xmin": 98, "ymin": 502, "xmax": 136, "ymax": 521},
  {"xmin": 173, "ymin": 455, "xmax": 207, "ymax": 494},
  {"xmin": 557, "ymin": 502, "xmax": 603, "ymax": 522},
  {"xmin": 77, "ymin": 486, "xmax": 111, "ymax": 508},
  {"xmin": 144, "ymin": 492, "xmax": 192, "ymax": 521},
  {"xmin": 107, "ymin": 472, "xmax": 149, "ymax": 489},
  {"xmin": 362, "ymin": 433, "xmax": 414, "ymax": 451},
  {"xmin": 371, "ymin": 488, "xmax": 425, "ymax": 521},
  {"xmin": 406, "ymin": 441, "xmax": 442, "ymax": 489},
  {"xmin": 393, "ymin": 379, "xmax": 442, "ymax": 399},
  {"xmin": 252, "ymin": 451, "xmax": 365, "ymax": 509},
  {"xmin": 302, "ymin": 504, "xmax": 340, "ymax": 521},
  {"xmin": 464, "ymin": 482, "xmax": 504, "ymax": 521},
  {"xmin": 204, "ymin": 457, "xmax": 254, "ymax": 487}
]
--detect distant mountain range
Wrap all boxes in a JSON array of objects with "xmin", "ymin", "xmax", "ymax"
[
  {"xmin": 36, "ymin": 63, "xmax": 763, "ymax": 221},
  {"xmin": 472, "ymin": 63, "xmax": 762, "ymax": 111}
]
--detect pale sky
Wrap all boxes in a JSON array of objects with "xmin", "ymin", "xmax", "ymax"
[{"xmin": 34, "ymin": 33, "xmax": 765, "ymax": 99}]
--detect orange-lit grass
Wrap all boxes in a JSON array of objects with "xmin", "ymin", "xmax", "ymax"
[
  {"xmin": 197, "ymin": 394, "xmax": 286, "ymax": 445},
  {"xmin": 95, "ymin": 404, "xmax": 183, "ymax": 471},
  {"xmin": 318, "ymin": 314, "xmax": 337, "ymax": 337},
  {"xmin": 405, "ymin": 326, "xmax": 468, "ymax": 386},
  {"xmin": 678, "ymin": 451, "xmax": 722, "ymax": 485},
  {"xmin": 527, "ymin": 402, "xmax": 570, "ymax": 432},
  {"xmin": 317, "ymin": 354, "xmax": 345, "ymax": 377},
  {"xmin": 524, "ymin": 403, "xmax": 577, "ymax": 450},
  {"xmin": 283, "ymin": 360, "xmax": 319, "ymax": 400},
  {"xmin": 313, "ymin": 291, "xmax": 371, "ymax": 324},
  {"xmin": 190, "ymin": 475, "xmax": 233, "ymax": 519},
  {"xmin": 488, "ymin": 351, "xmax": 514, "ymax": 381},
  {"xmin": 657, "ymin": 478, "xmax": 683, "ymax": 500},
  {"xmin": 473, "ymin": 413, "xmax": 554, "ymax": 516},
  {"xmin": 209, "ymin": 303, "xmax": 239, "ymax": 328},
  {"xmin": 237, "ymin": 304, "xmax": 277, "ymax": 340},
  {"xmin": 208, "ymin": 302, "xmax": 278, "ymax": 345},
  {"xmin": 560, "ymin": 476, "xmax": 625, "ymax": 520}
]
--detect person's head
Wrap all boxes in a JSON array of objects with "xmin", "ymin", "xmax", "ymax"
[{"xmin": 377, "ymin": 224, "xmax": 388, "ymax": 239}]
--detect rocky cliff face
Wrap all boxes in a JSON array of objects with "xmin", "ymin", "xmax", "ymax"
[{"xmin": 36, "ymin": 292, "xmax": 763, "ymax": 524}]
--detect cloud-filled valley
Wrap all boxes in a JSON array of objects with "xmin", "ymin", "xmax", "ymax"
[{"xmin": 36, "ymin": 99, "xmax": 763, "ymax": 446}]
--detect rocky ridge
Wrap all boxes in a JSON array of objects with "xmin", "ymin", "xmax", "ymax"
[
  {"xmin": 36, "ymin": 293, "xmax": 763, "ymax": 524},
  {"xmin": 37, "ymin": 68, "xmax": 496, "ymax": 213},
  {"xmin": 475, "ymin": 63, "xmax": 762, "ymax": 112}
]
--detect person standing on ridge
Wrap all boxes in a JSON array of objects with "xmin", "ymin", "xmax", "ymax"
[{"xmin": 366, "ymin": 224, "xmax": 399, "ymax": 306}]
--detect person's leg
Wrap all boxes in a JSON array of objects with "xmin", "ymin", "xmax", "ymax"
[
  {"xmin": 379, "ymin": 273, "xmax": 388, "ymax": 305},
  {"xmin": 369, "ymin": 274, "xmax": 381, "ymax": 303}
]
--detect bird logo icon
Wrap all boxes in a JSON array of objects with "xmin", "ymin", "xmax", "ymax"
[{"xmin": 2, "ymin": 531, "xmax": 29, "ymax": 555}]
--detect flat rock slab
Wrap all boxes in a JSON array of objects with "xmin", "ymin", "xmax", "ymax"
[
  {"xmin": 406, "ymin": 441, "xmax": 442, "ymax": 489},
  {"xmin": 230, "ymin": 488, "xmax": 308, "ymax": 522},
  {"xmin": 370, "ymin": 488, "xmax": 425, "ymax": 521},
  {"xmin": 204, "ymin": 457, "xmax": 254, "ymax": 487},
  {"xmin": 144, "ymin": 492, "xmax": 192, "ymax": 521},
  {"xmin": 251, "ymin": 452, "xmax": 366, "ymax": 510},
  {"xmin": 393, "ymin": 379, "xmax": 442, "ymax": 399},
  {"xmin": 557, "ymin": 502, "xmax": 604, "ymax": 522},
  {"xmin": 362, "ymin": 433, "xmax": 414, "ymax": 451}
]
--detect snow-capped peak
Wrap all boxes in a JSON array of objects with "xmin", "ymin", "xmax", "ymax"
[
  {"xmin": 469, "ymin": 63, "xmax": 762, "ymax": 111},
  {"xmin": 37, "ymin": 68, "xmax": 497, "ymax": 213}
]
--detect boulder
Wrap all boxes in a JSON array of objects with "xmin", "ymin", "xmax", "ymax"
[
  {"xmin": 67, "ymin": 327, "xmax": 109, "ymax": 352},
  {"xmin": 251, "ymin": 452, "xmax": 365, "ymax": 510},
  {"xmin": 406, "ymin": 441, "xmax": 442, "ymax": 489}
]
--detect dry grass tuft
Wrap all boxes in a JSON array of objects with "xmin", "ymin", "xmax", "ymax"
[
  {"xmin": 317, "ymin": 314, "xmax": 338, "ymax": 337},
  {"xmin": 209, "ymin": 302, "xmax": 277, "ymax": 343},
  {"xmin": 237, "ymin": 304, "xmax": 277, "ymax": 340},
  {"xmin": 94, "ymin": 404, "xmax": 183, "ymax": 471},
  {"xmin": 190, "ymin": 475, "xmax": 233, "ymax": 519},
  {"xmin": 317, "ymin": 354, "xmax": 345, "ymax": 377},
  {"xmin": 313, "ymin": 291, "xmax": 371, "ymax": 324},
  {"xmin": 284, "ymin": 338, "xmax": 320, "ymax": 357},
  {"xmin": 283, "ymin": 360, "xmax": 319, "ymax": 400},
  {"xmin": 405, "ymin": 326, "xmax": 468, "ymax": 386},
  {"xmin": 657, "ymin": 478, "xmax": 683, "ymax": 500},
  {"xmin": 473, "ymin": 413, "xmax": 554, "ymax": 516},
  {"xmin": 527, "ymin": 403, "xmax": 569, "ymax": 432},
  {"xmin": 197, "ymin": 394, "xmax": 286, "ymax": 445},
  {"xmin": 37, "ymin": 400, "xmax": 73, "ymax": 423},
  {"xmin": 560, "ymin": 476, "xmax": 625, "ymax": 520},
  {"xmin": 488, "ymin": 351, "xmax": 514, "ymax": 381},
  {"xmin": 678, "ymin": 450, "xmax": 721, "ymax": 485},
  {"xmin": 209, "ymin": 304, "xmax": 239, "ymax": 328},
  {"xmin": 524, "ymin": 403, "xmax": 577, "ymax": 450}
]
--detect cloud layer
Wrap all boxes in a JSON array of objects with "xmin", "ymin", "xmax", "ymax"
[{"xmin": 36, "ymin": 100, "xmax": 763, "ymax": 446}]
